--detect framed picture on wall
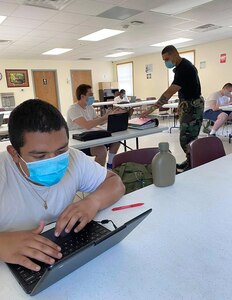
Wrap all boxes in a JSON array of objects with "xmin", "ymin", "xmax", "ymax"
[
  {"xmin": 168, "ymin": 50, "xmax": 195, "ymax": 87},
  {"xmin": 5, "ymin": 69, "xmax": 29, "ymax": 88}
]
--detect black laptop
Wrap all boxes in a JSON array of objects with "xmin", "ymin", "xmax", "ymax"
[
  {"xmin": 107, "ymin": 112, "xmax": 129, "ymax": 133},
  {"xmin": 130, "ymin": 96, "xmax": 136, "ymax": 103},
  {"xmin": 7, "ymin": 209, "xmax": 152, "ymax": 296}
]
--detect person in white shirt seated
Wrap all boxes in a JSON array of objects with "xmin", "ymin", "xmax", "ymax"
[
  {"xmin": 67, "ymin": 84, "xmax": 121, "ymax": 169},
  {"xmin": 113, "ymin": 89, "xmax": 129, "ymax": 104},
  {"xmin": 203, "ymin": 83, "xmax": 232, "ymax": 135},
  {"xmin": 0, "ymin": 99, "xmax": 125, "ymax": 271},
  {"xmin": 113, "ymin": 89, "xmax": 134, "ymax": 117}
]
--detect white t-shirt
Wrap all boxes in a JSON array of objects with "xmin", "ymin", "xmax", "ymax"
[
  {"xmin": 204, "ymin": 91, "xmax": 230, "ymax": 111},
  {"xmin": 113, "ymin": 95, "xmax": 129, "ymax": 104},
  {"xmin": 0, "ymin": 148, "xmax": 106, "ymax": 232},
  {"xmin": 67, "ymin": 103, "xmax": 97, "ymax": 130}
]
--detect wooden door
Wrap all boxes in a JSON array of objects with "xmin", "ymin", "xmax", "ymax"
[
  {"xmin": 32, "ymin": 71, "xmax": 59, "ymax": 108},
  {"xmin": 70, "ymin": 70, "xmax": 92, "ymax": 102}
]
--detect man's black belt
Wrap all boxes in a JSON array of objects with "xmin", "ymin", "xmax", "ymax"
[{"xmin": 179, "ymin": 96, "xmax": 203, "ymax": 104}]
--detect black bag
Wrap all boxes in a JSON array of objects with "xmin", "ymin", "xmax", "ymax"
[{"xmin": 72, "ymin": 130, "xmax": 112, "ymax": 141}]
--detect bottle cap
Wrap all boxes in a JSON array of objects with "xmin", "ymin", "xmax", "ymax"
[{"xmin": 159, "ymin": 142, "xmax": 169, "ymax": 151}]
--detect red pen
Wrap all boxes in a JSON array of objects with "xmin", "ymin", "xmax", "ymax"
[{"xmin": 112, "ymin": 202, "xmax": 144, "ymax": 211}]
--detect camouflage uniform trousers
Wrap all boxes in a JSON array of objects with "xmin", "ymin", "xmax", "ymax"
[{"xmin": 178, "ymin": 97, "xmax": 204, "ymax": 159}]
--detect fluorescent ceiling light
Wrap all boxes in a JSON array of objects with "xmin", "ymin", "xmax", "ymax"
[
  {"xmin": 150, "ymin": 38, "xmax": 192, "ymax": 47},
  {"xmin": 150, "ymin": 0, "xmax": 213, "ymax": 15},
  {"xmin": 42, "ymin": 48, "xmax": 72, "ymax": 55},
  {"xmin": 0, "ymin": 16, "xmax": 7, "ymax": 24},
  {"xmin": 105, "ymin": 52, "xmax": 134, "ymax": 58},
  {"xmin": 79, "ymin": 29, "xmax": 124, "ymax": 41}
]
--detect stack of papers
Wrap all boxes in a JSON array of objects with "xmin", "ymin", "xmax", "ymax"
[{"xmin": 128, "ymin": 117, "xmax": 158, "ymax": 130}]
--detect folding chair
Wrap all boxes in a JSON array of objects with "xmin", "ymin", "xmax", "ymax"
[{"xmin": 188, "ymin": 136, "xmax": 226, "ymax": 168}]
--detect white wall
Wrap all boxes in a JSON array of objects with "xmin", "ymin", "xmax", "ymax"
[
  {"xmin": 1, "ymin": 37, "xmax": 232, "ymax": 115},
  {"xmin": 113, "ymin": 38, "xmax": 232, "ymax": 100},
  {"xmin": 0, "ymin": 59, "xmax": 113, "ymax": 116}
]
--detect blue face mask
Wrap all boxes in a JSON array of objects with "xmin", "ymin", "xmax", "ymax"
[
  {"xmin": 86, "ymin": 96, "xmax": 95, "ymax": 106},
  {"xmin": 224, "ymin": 90, "xmax": 231, "ymax": 96},
  {"xmin": 19, "ymin": 151, "xmax": 69, "ymax": 186},
  {"xmin": 165, "ymin": 60, "xmax": 175, "ymax": 69}
]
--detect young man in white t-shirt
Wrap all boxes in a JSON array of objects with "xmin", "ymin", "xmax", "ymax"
[
  {"xmin": 204, "ymin": 83, "xmax": 232, "ymax": 135},
  {"xmin": 0, "ymin": 99, "xmax": 125, "ymax": 272},
  {"xmin": 113, "ymin": 89, "xmax": 129, "ymax": 104},
  {"xmin": 67, "ymin": 84, "xmax": 120, "ymax": 169}
]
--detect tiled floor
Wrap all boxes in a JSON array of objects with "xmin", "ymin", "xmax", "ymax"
[{"xmin": 117, "ymin": 117, "xmax": 232, "ymax": 164}]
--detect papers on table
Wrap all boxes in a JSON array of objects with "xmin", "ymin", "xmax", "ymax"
[{"xmin": 128, "ymin": 117, "xmax": 158, "ymax": 130}]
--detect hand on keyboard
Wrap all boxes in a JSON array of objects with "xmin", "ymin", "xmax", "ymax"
[
  {"xmin": 54, "ymin": 197, "xmax": 100, "ymax": 237},
  {"xmin": 0, "ymin": 221, "xmax": 62, "ymax": 271}
]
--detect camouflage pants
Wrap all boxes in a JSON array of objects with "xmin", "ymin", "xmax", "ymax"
[{"xmin": 178, "ymin": 97, "xmax": 204, "ymax": 156}]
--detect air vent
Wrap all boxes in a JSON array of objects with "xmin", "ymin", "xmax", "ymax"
[
  {"xmin": 130, "ymin": 21, "xmax": 144, "ymax": 26},
  {"xmin": 0, "ymin": 40, "xmax": 11, "ymax": 44},
  {"xmin": 97, "ymin": 6, "xmax": 142, "ymax": 20},
  {"xmin": 114, "ymin": 48, "xmax": 129, "ymax": 51},
  {"xmin": 22, "ymin": 0, "xmax": 74, "ymax": 10},
  {"xmin": 78, "ymin": 58, "xmax": 92, "ymax": 60},
  {"xmin": 191, "ymin": 24, "xmax": 222, "ymax": 32}
]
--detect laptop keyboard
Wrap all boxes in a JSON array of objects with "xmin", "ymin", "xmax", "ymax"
[{"xmin": 13, "ymin": 221, "xmax": 111, "ymax": 286}]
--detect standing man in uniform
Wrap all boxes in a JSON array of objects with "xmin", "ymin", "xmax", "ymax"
[{"xmin": 141, "ymin": 45, "xmax": 204, "ymax": 171}]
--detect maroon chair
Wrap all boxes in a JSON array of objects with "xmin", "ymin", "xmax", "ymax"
[
  {"xmin": 188, "ymin": 136, "xmax": 226, "ymax": 169},
  {"xmin": 112, "ymin": 147, "xmax": 159, "ymax": 169}
]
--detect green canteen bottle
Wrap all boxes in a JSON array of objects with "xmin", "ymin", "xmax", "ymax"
[{"xmin": 152, "ymin": 142, "xmax": 176, "ymax": 187}]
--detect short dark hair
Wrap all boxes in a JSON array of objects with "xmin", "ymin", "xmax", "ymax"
[
  {"xmin": 8, "ymin": 99, "xmax": 69, "ymax": 153},
  {"xmin": 161, "ymin": 45, "xmax": 178, "ymax": 55},
  {"xmin": 119, "ymin": 89, "xmax": 126, "ymax": 94},
  {"xmin": 223, "ymin": 83, "xmax": 232, "ymax": 89},
  {"xmin": 76, "ymin": 84, "xmax": 92, "ymax": 100}
]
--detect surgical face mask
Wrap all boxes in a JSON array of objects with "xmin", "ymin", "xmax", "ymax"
[
  {"xmin": 86, "ymin": 96, "xmax": 95, "ymax": 106},
  {"xmin": 224, "ymin": 90, "xmax": 231, "ymax": 96},
  {"xmin": 165, "ymin": 60, "xmax": 175, "ymax": 69},
  {"xmin": 19, "ymin": 151, "xmax": 69, "ymax": 186}
]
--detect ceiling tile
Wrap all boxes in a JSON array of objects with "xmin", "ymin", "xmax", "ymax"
[
  {"xmin": 0, "ymin": 0, "xmax": 230, "ymax": 61},
  {"xmin": 63, "ymin": 0, "xmax": 114, "ymax": 15},
  {"xmin": 2, "ymin": 16, "xmax": 43, "ymax": 28},
  {"xmin": 48, "ymin": 12, "xmax": 90, "ymax": 25},
  {"xmin": 37, "ymin": 21, "xmax": 75, "ymax": 32},
  {"xmin": 11, "ymin": 4, "xmax": 58, "ymax": 20},
  {"xmin": 0, "ymin": 1, "xmax": 19, "ymax": 15}
]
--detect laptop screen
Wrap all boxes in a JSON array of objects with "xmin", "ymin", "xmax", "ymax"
[
  {"xmin": 107, "ymin": 112, "xmax": 129, "ymax": 133},
  {"xmin": 130, "ymin": 96, "xmax": 136, "ymax": 103}
]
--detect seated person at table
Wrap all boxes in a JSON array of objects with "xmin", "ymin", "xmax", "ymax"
[
  {"xmin": 67, "ymin": 84, "xmax": 120, "ymax": 168},
  {"xmin": 113, "ymin": 89, "xmax": 134, "ymax": 117},
  {"xmin": 204, "ymin": 83, "xmax": 232, "ymax": 136},
  {"xmin": 0, "ymin": 99, "xmax": 125, "ymax": 271},
  {"xmin": 114, "ymin": 89, "xmax": 129, "ymax": 104}
]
